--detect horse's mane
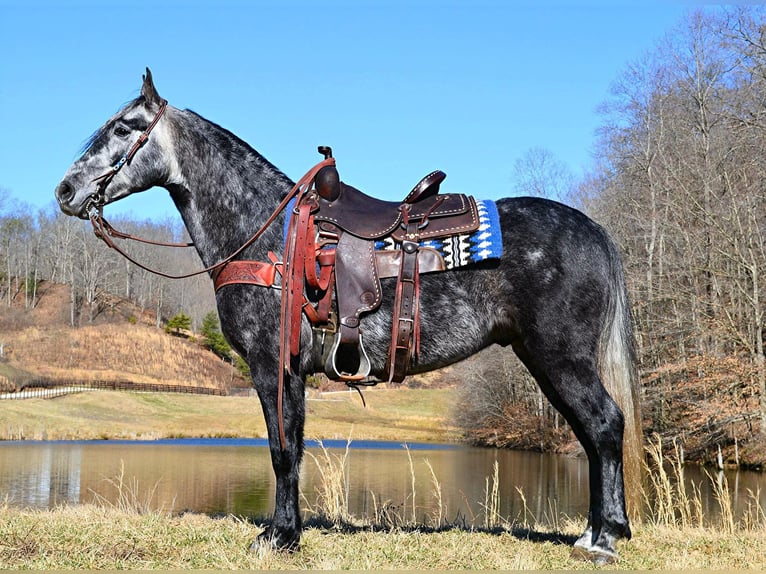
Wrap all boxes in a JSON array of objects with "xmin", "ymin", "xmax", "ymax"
[
  {"xmin": 180, "ymin": 108, "xmax": 294, "ymax": 190},
  {"xmin": 78, "ymin": 98, "xmax": 292, "ymax": 193}
]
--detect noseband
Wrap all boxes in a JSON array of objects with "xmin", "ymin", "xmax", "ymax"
[{"xmin": 87, "ymin": 98, "xmax": 168, "ymax": 217}]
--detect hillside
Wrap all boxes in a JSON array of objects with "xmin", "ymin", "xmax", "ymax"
[
  {"xmin": 0, "ymin": 279, "xmax": 454, "ymax": 395},
  {"xmin": 0, "ymin": 281, "xmax": 248, "ymax": 393}
]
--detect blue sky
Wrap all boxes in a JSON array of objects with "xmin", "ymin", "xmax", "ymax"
[{"xmin": 1, "ymin": 0, "xmax": 689, "ymax": 222}]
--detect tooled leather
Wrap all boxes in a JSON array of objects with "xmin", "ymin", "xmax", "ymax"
[
  {"xmin": 334, "ymin": 232, "xmax": 382, "ymax": 346},
  {"xmin": 213, "ymin": 260, "xmax": 277, "ymax": 290},
  {"xmin": 375, "ymin": 247, "xmax": 445, "ymax": 278},
  {"xmin": 403, "ymin": 170, "xmax": 446, "ymax": 203},
  {"xmin": 390, "ymin": 196, "xmax": 479, "ymax": 242},
  {"xmin": 313, "ymin": 182, "xmax": 477, "ymax": 240},
  {"xmin": 386, "ymin": 228, "xmax": 421, "ymax": 383}
]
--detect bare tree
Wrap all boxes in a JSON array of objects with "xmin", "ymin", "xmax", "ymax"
[
  {"xmin": 590, "ymin": 7, "xmax": 766, "ymax": 441},
  {"xmin": 512, "ymin": 147, "xmax": 574, "ymax": 202}
]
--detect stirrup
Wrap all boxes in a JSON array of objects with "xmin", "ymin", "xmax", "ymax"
[{"xmin": 325, "ymin": 333, "xmax": 371, "ymax": 382}]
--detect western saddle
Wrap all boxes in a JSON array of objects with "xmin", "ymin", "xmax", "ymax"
[{"xmin": 214, "ymin": 147, "xmax": 480, "ymax": 384}]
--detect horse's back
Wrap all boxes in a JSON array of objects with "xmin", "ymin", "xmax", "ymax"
[
  {"xmin": 490, "ymin": 195, "xmax": 621, "ymax": 351},
  {"xmin": 497, "ymin": 196, "xmax": 615, "ymax": 265}
]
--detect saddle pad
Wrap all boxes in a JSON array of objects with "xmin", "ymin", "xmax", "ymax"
[
  {"xmin": 284, "ymin": 199, "xmax": 503, "ymax": 270},
  {"xmin": 375, "ymin": 199, "xmax": 503, "ymax": 270}
]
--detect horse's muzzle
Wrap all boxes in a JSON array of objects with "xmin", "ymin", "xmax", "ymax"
[{"xmin": 55, "ymin": 180, "xmax": 90, "ymax": 219}]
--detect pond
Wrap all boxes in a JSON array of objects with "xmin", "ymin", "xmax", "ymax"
[{"xmin": 0, "ymin": 438, "xmax": 763, "ymax": 527}]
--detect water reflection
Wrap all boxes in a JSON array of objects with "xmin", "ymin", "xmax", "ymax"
[{"xmin": 0, "ymin": 439, "xmax": 763, "ymax": 527}]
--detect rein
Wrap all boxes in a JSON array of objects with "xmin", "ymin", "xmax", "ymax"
[
  {"xmin": 88, "ymin": 148, "xmax": 336, "ymax": 280},
  {"xmin": 86, "ymin": 96, "xmax": 334, "ymax": 281},
  {"xmin": 87, "ymin": 107, "xmax": 335, "ymax": 452},
  {"xmin": 86, "ymin": 98, "xmax": 343, "ymax": 452}
]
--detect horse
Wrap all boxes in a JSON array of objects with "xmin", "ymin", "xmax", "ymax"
[{"xmin": 55, "ymin": 69, "xmax": 642, "ymax": 564}]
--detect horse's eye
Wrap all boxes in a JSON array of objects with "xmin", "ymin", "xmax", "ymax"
[{"xmin": 114, "ymin": 125, "xmax": 131, "ymax": 138}]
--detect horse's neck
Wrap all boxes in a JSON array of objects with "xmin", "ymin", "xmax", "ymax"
[{"xmin": 166, "ymin": 111, "xmax": 293, "ymax": 267}]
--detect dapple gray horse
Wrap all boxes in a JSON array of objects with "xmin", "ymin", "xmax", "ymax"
[{"xmin": 55, "ymin": 69, "xmax": 642, "ymax": 564}]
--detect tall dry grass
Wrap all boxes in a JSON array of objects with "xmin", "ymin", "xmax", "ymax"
[
  {"xmin": 2, "ymin": 436, "xmax": 766, "ymax": 569},
  {"xmin": 643, "ymin": 434, "xmax": 766, "ymax": 533},
  {"xmin": 302, "ymin": 438, "xmax": 352, "ymax": 525},
  {"xmin": 88, "ymin": 460, "xmax": 172, "ymax": 516},
  {"xmin": 483, "ymin": 459, "xmax": 501, "ymax": 529},
  {"xmin": 302, "ymin": 435, "xmax": 766, "ymax": 539}
]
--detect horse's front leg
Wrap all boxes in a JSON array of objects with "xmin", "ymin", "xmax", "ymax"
[{"xmin": 251, "ymin": 359, "xmax": 305, "ymax": 551}]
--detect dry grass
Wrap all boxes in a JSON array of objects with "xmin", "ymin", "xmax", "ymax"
[
  {"xmin": 1, "ymin": 448, "xmax": 765, "ymax": 569},
  {"xmin": 305, "ymin": 387, "xmax": 459, "ymax": 443},
  {"xmin": 4, "ymin": 323, "xmax": 238, "ymax": 389},
  {"xmin": 2, "ymin": 505, "xmax": 762, "ymax": 570},
  {"xmin": 642, "ymin": 434, "xmax": 766, "ymax": 534},
  {"xmin": 1, "ymin": 427, "xmax": 765, "ymax": 569},
  {"xmin": 483, "ymin": 459, "xmax": 502, "ymax": 528},
  {"xmin": 1, "ymin": 392, "xmax": 266, "ymax": 441},
  {"xmin": 302, "ymin": 438, "xmax": 353, "ymax": 525},
  {"xmin": 88, "ymin": 460, "xmax": 169, "ymax": 516},
  {"xmin": 291, "ymin": 436, "xmax": 765, "ymax": 569}
]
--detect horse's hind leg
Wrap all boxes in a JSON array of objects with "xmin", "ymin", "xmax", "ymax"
[
  {"xmin": 511, "ymin": 339, "xmax": 630, "ymax": 564},
  {"xmin": 249, "ymin": 357, "xmax": 305, "ymax": 551}
]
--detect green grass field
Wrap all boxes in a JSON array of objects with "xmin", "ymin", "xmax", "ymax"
[{"xmin": 0, "ymin": 387, "xmax": 458, "ymax": 443}]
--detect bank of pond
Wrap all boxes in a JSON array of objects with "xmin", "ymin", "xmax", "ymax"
[{"xmin": 1, "ymin": 437, "xmax": 764, "ymax": 529}]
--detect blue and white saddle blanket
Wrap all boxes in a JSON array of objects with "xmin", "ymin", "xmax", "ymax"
[
  {"xmin": 285, "ymin": 198, "xmax": 503, "ymax": 270},
  {"xmin": 375, "ymin": 199, "xmax": 503, "ymax": 269}
]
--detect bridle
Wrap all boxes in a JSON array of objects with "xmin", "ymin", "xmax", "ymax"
[
  {"xmin": 87, "ymin": 98, "xmax": 169, "ymax": 219},
  {"xmin": 85, "ymin": 99, "xmax": 335, "ymax": 281}
]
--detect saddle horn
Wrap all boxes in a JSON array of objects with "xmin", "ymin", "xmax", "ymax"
[{"xmin": 315, "ymin": 146, "xmax": 341, "ymax": 201}]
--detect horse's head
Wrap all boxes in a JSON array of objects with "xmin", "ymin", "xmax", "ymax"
[{"xmin": 55, "ymin": 68, "xmax": 173, "ymax": 219}]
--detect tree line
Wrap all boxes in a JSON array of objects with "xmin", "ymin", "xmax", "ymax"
[
  {"xmin": 458, "ymin": 7, "xmax": 766, "ymax": 465},
  {"xmin": 588, "ymin": 7, "xmax": 766, "ymax": 448},
  {"xmin": 0, "ymin": 193, "xmax": 215, "ymax": 330}
]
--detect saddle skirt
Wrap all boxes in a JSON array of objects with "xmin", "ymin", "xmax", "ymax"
[{"xmin": 284, "ymin": 198, "xmax": 502, "ymax": 270}]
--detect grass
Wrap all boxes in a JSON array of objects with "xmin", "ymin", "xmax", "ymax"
[
  {"xmin": 0, "ymin": 387, "xmax": 457, "ymax": 443},
  {"xmin": 1, "ymin": 440, "xmax": 765, "ymax": 569},
  {"xmin": 3, "ymin": 322, "xmax": 240, "ymax": 389},
  {"xmin": 12, "ymin": 503, "xmax": 764, "ymax": 570}
]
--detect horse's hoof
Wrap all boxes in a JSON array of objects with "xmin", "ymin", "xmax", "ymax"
[
  {"xmin": 570, "ymin": 541, "xmax": 619, "ymax": 565},
  {"xmin": 251, "ymin": 528, "xmax": 300, "ymax": 554}
]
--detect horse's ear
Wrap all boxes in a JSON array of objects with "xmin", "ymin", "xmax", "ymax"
[{"xmin": 141, "ymin": 67, "xmax": 162, "ymax": 106}]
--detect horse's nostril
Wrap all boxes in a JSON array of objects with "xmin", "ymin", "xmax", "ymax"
[{"xmin": 55, "ymin": 181, "xmax": 75, "ymax": 203}]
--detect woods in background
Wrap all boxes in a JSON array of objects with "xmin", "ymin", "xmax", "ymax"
[
  {"xmin": 0, "ymin": 198, "xmax": 214, "ymax": 330},
  {"xmin": 458, "ymin": 7, "xmax": 766, "ymax": 465},
  {"xmin": 588, "ymin": 7, "xmax": 766, "ymax": 459}
]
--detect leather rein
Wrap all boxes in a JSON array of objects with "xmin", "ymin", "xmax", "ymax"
[{"xmin": 86, "ymin": 99, "xmax": 337, "ymax": 452}]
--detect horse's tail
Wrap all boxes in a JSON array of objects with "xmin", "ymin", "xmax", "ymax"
[{"xmin": 598, "ymin": 235, "xmax": 644, "ymax": 518}]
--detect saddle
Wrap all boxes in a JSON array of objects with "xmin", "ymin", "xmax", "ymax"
[{"xmin": 214, "ymin": 147, "xmax": 480, "ymax": 384}]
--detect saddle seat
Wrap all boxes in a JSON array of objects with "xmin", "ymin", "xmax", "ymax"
[
  {"xmin": 298, "ymin": 148, "xmax": 480, "ymax": 384},
  {"xmin": 312, "ymin": 167, "xmax": 478, "ymax": 241}
]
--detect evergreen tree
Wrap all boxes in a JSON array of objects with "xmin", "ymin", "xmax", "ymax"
[
  {"xmin": 201, "ymin": 311, "xmax": 232, "ymax": 360},
  {"xmin": 165, "ymin": 311, "xmax": 191, "ymax": 335}
]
